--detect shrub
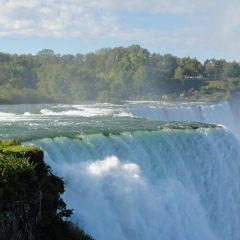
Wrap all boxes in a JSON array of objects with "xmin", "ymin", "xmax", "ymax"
[{"xmin": 0, "ymin": 153, "xmax": 35, "ymax": 198}]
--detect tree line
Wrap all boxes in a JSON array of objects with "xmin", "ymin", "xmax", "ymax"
[{"xmin": 0, "ymin": 45, "xmax": 240, "ymax": 104}]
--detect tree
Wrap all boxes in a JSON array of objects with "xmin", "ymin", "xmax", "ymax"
[
  {"xmin": 178, "ymin": 57, "xmax": 203, "ymax": 78},
  {"xmin": 174, "ymin": 66, "xmax": 184, "ymax": 80},
  {"xmin": 37, "ymin": 49, "xmax": 56, "ymax": 58},
  {"xmin": 133, "ymin": 66, "xmax": 149, "ymax": 96},
  {"xmin": 157, "ymin": 54, "xmax": 177, "ymax": 80},
  {"xmin": 37, "ymin": 63, "xmax": 72, "ymax": 101},
  {"xmin": 70, "ymin": 68, "xmax": 98, "ymax": 100},
  {"xmin": 36, "ymin": 49, "xmax": 60, "ymax": 64},
  {"xmin": 60, "ymin": 54, "xmax": 76, "ymax": 64},
  {"xmin": 121, "ymin": 45, "xmax": 150, "ymax": 71},
  {"xmin": 204, "ymin": 59, "xmax": 226, "ymax": 79},
  {"xmin": 223, "ymin": 62, "xmax": 240, "ymax": 78}
]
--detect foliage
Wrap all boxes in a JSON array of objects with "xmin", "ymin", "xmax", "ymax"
[
  {"xmin": 0, "ymin": 141, "xmax": 40, "ymax": 198},
  {"xmin": 199, "ymin": 79, "xmax": 239, "ymax": 100},
  {"xmin": 0, "ymin": 46, "xmax": 240, "ymax": 103},
  {"xmin": 97, "ymin": 90, "xmax": 122, "ymax": 104},
  {"xmin": 0, "ymin": 153, "xmax": 35, "ymax": 198},
  {"xmin": 0, "ymin": 140, "xmax": 93, "ymax": 240},
  {"xmin": 0, "ymin": 86, "xmax": 55, "ymax": 104}
]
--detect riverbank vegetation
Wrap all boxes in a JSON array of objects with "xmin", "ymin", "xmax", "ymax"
[
  {"xmin": 0, "ymin": 140, "xmax": 93, "ymax": 240},
  {"xmin": 0, "ymin": 45, "xmax": 240, "ymax": 104}
]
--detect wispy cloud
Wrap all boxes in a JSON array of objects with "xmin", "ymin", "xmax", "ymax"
[
  {"xmin": 0, "ymin": 0, "xmax": 240, "ymax": 61},
  {"xmin": 0, "ymin": 0, "xmax": 207, "ymax": 38}
]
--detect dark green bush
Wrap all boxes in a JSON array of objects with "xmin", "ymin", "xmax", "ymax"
[{"xmin": 0, "ymin": 153, "xmax": 35, "ymax": 198}]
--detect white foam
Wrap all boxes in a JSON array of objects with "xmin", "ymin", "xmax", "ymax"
[{"xmin": 32, "ymin": 128, "xmax": 240, "ymax": 240}]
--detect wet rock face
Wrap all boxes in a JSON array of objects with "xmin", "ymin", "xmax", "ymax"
[{"xmin": 0, "ymin": 189, "xmax": 43, "ymax": 240}]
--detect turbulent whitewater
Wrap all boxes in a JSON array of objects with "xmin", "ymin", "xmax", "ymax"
[{"xmin": 0, "ymin": 101, "xmax": 240, "ymax": 240}]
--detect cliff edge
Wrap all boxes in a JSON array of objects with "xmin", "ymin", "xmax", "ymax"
[{"xmin": 0, "ymin": 140, "xmax": 92, "ymax": 240}]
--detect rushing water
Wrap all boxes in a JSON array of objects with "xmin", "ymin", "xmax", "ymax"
[{"xmin": 0, "ymin": 101, "xmax": 240, "ymax": 240}]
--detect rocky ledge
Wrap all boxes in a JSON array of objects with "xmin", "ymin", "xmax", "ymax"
[{"xmin": 0, "ymin": 140, "xmax": 92, "ymax": 240}]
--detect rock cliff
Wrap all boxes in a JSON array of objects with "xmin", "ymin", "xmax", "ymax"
[{"xmin": 0, "ymin": 140, "xmax": 92, "ymax": 240}]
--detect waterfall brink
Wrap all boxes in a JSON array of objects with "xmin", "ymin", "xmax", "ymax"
[
  {"xmin": 128, "ymin": 101, "xmax": 239, "ymax": 135},
  {"xmin": 32, "ymin": 127, "xmax": 240, "ymax": 240}
]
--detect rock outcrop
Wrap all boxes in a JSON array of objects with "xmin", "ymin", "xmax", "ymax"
[{"xmin": 0, "ymin": 140, "xmax": 93, "ymax": 240}]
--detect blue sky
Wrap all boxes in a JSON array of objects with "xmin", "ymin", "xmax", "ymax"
[{"xmin": 0, "ymin": 0, "xmax": 240, "ymax": 62}]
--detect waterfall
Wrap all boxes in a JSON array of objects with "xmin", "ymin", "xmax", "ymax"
[
  {"xmin": 128, "ymin": 101, "xmax": 238, "ymax": 135},
  {"xmin": 32, "ymin": 127, "xmax": 240, "ymax": 240}
]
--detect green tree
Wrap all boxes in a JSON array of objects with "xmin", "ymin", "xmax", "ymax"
[
  {"xmin": 133, "ymin": 66, "xmax": 154, "ymax": 96},
  {"xmin": 158, "ymin": 54, "xmax": 177, "ymax": 80},
  {"xmin": 178, "ymin": 57, "xmax": 202, "ymax": 78},
  {"xmin": 37, "ymin": 49, "xmax": 56, "ymax": 58},
  {"xmin": 223, "ymin": 62, "xmax": 240, "ymax": 78},
  {"xmin": 36, "ymin": 49, "xmax": 60, "ymax": 64},
  {"xmin": 121, "ymin": 45, "xmax": 150, "ymax": 71},
  {"xmin": 174, "ymin": 66, "xmax": 184, "ymax": 80},
  {"xmin": 204, "ymin": 59, "xmax": 226, "ymax": 79},
  {"xmin": 70, "ymin": 68, "xmax": 98, "ymax": 100},
  {"xmin": 37, "ymin": 63, "xmax": 72, "ymax": 101}
]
